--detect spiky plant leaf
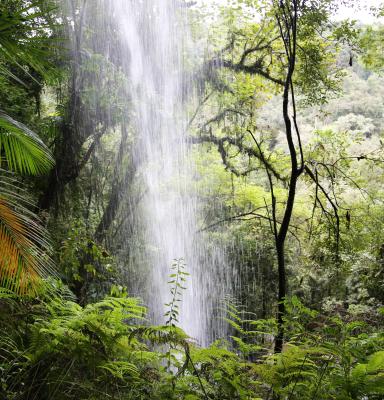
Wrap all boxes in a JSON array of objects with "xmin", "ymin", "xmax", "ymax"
[{"xmin": 0, "ymin": 110, "xmax": 54, "ymax": 175}]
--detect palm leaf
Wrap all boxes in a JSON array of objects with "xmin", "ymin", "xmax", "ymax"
[
  {"xmin": 0, "ymin": 110, "xmax": 54, "ymax": 175},
  {"xmin": 0, "ymin": 173, "xmax": 55, "ymax": 295},
  {"xmin": 0, "ymin": 0, "xmax": 57, "ymax": 84},
  {"xmin": 0, "ymin": 197, "xmax": 54, "ymax": 295}
]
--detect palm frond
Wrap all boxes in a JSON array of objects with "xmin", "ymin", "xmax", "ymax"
[
  {"xmin": 0, "ymin": 0, "xmax": 57, "ymax": 84},
  {"xmin": 0, "ymin": 110, "xmax": 54, "ymax": 175},
  {"xmin": 0, "ymin": 175, "xmax": 55, "ymax": 295}
]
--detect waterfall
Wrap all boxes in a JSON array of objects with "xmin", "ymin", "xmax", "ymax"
[
  {"xmin": 114, "ymin": 0, "xmax": 208, "ymax": 342},
  {"xmin": 67, "ymin": 0, "xmax": 229, "ymax": 345}
]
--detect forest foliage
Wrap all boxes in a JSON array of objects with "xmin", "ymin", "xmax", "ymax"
[{"xmin": 0, "ymin": 0, "xmax": 384, "ymax": 399}]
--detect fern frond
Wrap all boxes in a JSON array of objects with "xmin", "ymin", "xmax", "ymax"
[
  {"xmin": 98, "ymin": 361, "xmax": 140, "ymax": 380},
  {"xmin": 129, "ymin": 325, "xmax": 188, "ymax": 346}
]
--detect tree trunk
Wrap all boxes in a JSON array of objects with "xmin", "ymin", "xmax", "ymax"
[{"xmin": 273, "ymin": 0, "xmax": 302, "ymax": 353}]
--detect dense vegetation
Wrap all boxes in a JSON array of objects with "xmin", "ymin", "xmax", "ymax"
[{"xmin": 0, "ymin": 0, "xmax": 384, "ymax": 399}]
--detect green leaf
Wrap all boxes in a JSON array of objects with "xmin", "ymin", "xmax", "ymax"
[{"xmin": 0, "ymin": 110, "xmax": 54, "ymax": 175}]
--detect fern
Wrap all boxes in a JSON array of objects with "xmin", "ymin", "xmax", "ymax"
[
  {"xmin": 351, "ymin": 351, "xmax": 384, "ymax": 396},
  {"xmin": 98, "ymin": 360, "xmax": 140, "ymax": 380}
]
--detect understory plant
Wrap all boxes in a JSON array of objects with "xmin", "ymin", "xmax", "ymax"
[{"xmin": 1, "ymin": 288, "xmax": 383, "ymax": 400}]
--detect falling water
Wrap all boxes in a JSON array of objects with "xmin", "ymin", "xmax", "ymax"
[
  {"xmin": 115, "ymin": 0, "xmax": 207, "ymax": 341},
  {"xmin": 67, "ymin": 0, "xmax": 230, "ymax": 345}
]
